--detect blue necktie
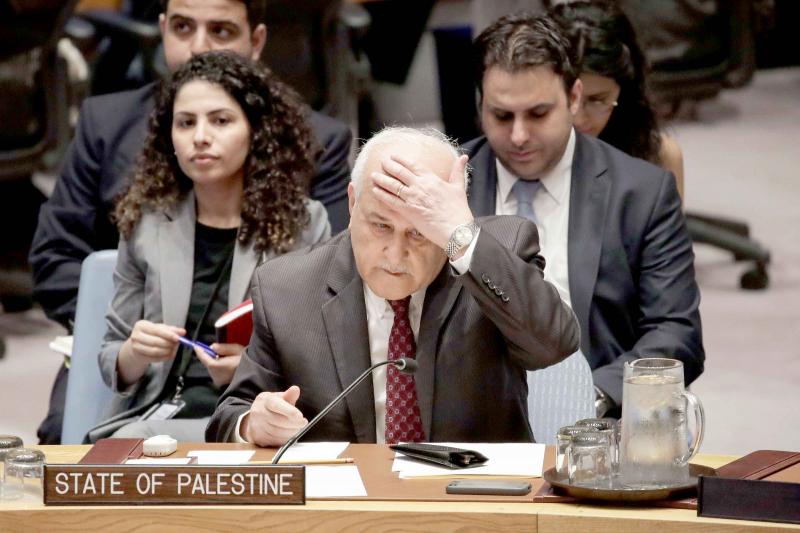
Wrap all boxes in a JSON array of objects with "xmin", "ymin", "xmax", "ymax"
[{"xmin": 511, "ymin": 179, "xmax": 542, "ymax": 224}]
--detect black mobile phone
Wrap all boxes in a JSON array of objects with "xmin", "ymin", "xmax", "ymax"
[{"xmin": 445, "ymin": 479, "xmax": 531, "ymax": 496}]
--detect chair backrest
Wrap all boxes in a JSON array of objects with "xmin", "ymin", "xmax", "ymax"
[
  {"xmin": 527, "ymin": 350, "xmax": 595, "ymax": 445},
  {"xmin": 0, "ymin": 0, "xmax": 77, "ymax": 179},
  {"xmin": 61, "ymin": 249, "xmax": 118, "ymax": 444},
  {"xmin": 620, "ymin": 0, "xmax": 760, "ymax": 106}
]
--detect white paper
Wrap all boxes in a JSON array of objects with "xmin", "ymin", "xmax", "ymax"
[
  {"xmin": 49, "ymin": 335, "xmax": 73, "ymax": 356},
  {"xmin": 126, "ymin": 458, "xmax": 193, "ymax": 465},
  {"xmin": 392, "ymin": 442, "xmax": 545, "ymax": 478},
  {"xmin": 276, "ymin": 442, "xmax": 350, "ymax": 463},
  {"xmin": 305, "ymin": 466, "xmax": 367, "ymax": 498},
  {"xmin": 186, "ymin": 450, "xmax": 255, "ymax": 465}
]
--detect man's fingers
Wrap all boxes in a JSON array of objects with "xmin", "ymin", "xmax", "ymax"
[
  {"xmin": 372, "ymin": 171, "xmax": 421, "ymax": 206},
  {"xmin": 254, "ymin": 418, "xmax": 306, "ymax": 442},
  {"xmin": 382, "ymin": 156, "xmax": 419, "ymax": 185},
  {"xmin": 265, "ymin": 392, "xmax": 304, "ymax": 420},
  {"xmin": 281, "ymin": 385, "xmax": 301, "ymax": 406},
  {"xmin": 262, "ymin": 412, "xmax": 308, "ymax": 433},
  {"xmin": 372, "ymin": 185, "xmax": 407, "ymax": 211},
  {"xmin": 370, "ymin": 171, "xmax": 403, "ymax": 197}
]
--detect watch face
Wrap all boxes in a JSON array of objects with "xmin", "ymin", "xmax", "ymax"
[{"xmin": 454, "ymin": 225, "xmax": 474, "ymax": 246}]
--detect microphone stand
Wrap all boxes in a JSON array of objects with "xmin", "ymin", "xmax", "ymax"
[{"xmin": 271, "ymin": 357, "xmax": 417, "ymax": 464}]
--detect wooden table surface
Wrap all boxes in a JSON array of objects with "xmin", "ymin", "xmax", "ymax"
[{"xmin": 1, "ymin": 444, "xmax": 798, "ymax": 532}]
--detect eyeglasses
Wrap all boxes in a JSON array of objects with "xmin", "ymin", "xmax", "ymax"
[{"xmin": 581, "ymin": 97, "xmax": 618, "ymax": 116}]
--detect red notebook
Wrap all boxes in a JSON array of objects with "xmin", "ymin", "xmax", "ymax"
[{"xmin": 214, "ymin": 299, "xmax": 254, "ymax": 345}]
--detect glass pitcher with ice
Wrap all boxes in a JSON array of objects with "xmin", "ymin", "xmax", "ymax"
[{"xmin": 618, "ymin": 358, "xmax": 704, "ymax": 488}]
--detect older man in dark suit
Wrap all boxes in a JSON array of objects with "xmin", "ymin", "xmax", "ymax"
[
  {"xmin": 465, "ymin": 13, "xmax": 703, "ymax": 417},
  {"xmin": 207, "ymin": 126, "xmax": 580, "ymax": 445},
  {"xmin": 29, "ymin": 0, "xmax": 352, "ymax": 444}
]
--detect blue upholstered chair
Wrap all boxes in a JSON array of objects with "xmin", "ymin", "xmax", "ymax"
[
  {"xmin": 61, "ymin": 250, "xmax": 117, "ymax": 444},
  {"xmin": 527, "ymin": 350, "xmax": 595, "ymax": 445}
]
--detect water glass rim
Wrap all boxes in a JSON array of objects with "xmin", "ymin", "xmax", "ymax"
[{"xmin": 628, "ymin": 357, "xmax": 683, "ymax": 370}]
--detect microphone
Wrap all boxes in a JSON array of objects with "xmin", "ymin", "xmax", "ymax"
[{"xmin": 271, "ymin": 357, "xmax": 418, "ymax": 464}]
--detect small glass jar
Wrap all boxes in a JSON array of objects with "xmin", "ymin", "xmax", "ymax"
[
  {"xmin": 577, "ymin": 418, "xmax": 620, "ymax": 476},
  {"xmin": 556, "ymin": 425, "xmax": 596, "ymax": 477},
  {"xmin": 568, "ymin": 431, "xmax": 612, "ymax": 488},
  {"xmin": 0, "ymin": 435, "xmax": 23, "ymax": 500},
  {"xmin": 575, "ymin": 418, "xmax": 616, "ymax": 431},
  {"xmin": 3, "ymin": 448, "xmax": 45, "ymax": 500}
]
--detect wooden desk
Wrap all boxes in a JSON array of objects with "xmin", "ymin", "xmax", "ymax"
[{"xmin": 1, "ymin": 445, "xmax": 798, "ymax": 532}]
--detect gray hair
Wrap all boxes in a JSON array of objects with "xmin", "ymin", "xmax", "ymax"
[{"xmin": 350, "ymin": 126, "xmax": 468, "ymax": 197}]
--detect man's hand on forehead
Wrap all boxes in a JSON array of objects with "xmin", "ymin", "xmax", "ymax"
[{"xmin": 371, "ymin": 154, "xmax": 473, "ymax": 249}]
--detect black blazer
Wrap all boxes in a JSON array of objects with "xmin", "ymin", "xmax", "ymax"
[
  {"xmin": 463, "ymin": 132, "xmax": 704, "ymax": 404},
  {"xmin": 29, "ymin": 82, "xmax": 352, "ymax": 328},
  {"xmin": 206, "ymin": 216, "xmax": 581, "ymax": 443}
]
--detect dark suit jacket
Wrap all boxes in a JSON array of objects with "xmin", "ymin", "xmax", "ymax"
[
  {"xmin": 29, "ymin": 82, "xmax": 352, "ymax": 329},
  {"xmin": 463, "ymin": 133, "xmax": 703, "ymax": 404},
  {"xmin": 206, "ymin": 216, "xmax": 580, "ymax": 443}
]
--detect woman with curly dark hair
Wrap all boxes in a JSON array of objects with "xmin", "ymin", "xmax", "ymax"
[
  {"xmin": 549, "ymin": 0, "xmax": 684, "ymax": 197},
  {"xmin": 89, "ymin": 51, "xmax": 330, "ymax": 441}
]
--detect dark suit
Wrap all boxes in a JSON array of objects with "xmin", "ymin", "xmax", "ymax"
[
  {"xmin": 29, "ymin": 82, "xmax": 351, "ymax": 443},
  {"xmin": 207, "ymin": 216, "xmax": 580, "ymax": 443},
  {"xmin": 464, "ymin": 133, "xmax": 703, "ymax": 404}
]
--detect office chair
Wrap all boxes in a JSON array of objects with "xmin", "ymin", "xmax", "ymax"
[
  {"xmin": 0, "ymin": 0, "xmax": 78, "ymax": 314},
  {"xmin": 262, "ymin": 0, "xmax": 371, "ymax": 139},
  {"xmin": 622, "ymin": 0, "xmax": 773, "ymax": 290},
  {"xmin": 527, "ymin": 351, "xmax": 595, "ymax": 445},
  {"xmin": 74, "ymin": 0, "xmax": 164, "ymax": 96},
  {"xmin": 61, "ymin": 250, "xmax": 117, "ymax": 445}
]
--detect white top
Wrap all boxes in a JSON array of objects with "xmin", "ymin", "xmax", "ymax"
[{"xmin": 494, "ymin": 128, "xmax": 576, "ymax": 306}]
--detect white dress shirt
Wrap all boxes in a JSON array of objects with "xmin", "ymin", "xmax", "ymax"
[
  {"xmin": 495, "ymin": 128, "xmax": 575, "ymax": 307},
  {"xmin": 234, "ymin": 232, "xmax": 478, "ymax": 443}
]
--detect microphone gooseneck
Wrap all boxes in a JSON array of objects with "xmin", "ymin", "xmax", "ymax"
[{"xmin": 271, "ymin": 357, "xmax": 417, "ymax": 464}]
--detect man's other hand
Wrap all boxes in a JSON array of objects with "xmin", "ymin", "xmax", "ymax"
[{"xmin": 241, "ymin": 386, "xmax": 309, "ymax": 447}]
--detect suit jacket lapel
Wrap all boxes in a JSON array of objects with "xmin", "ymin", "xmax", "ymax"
[
  {"xmin": 416, "ymin": 264, "xmax": 462, "ymax": 439},
  {"xmin": 568, "ymin": 134, "xmax": 610, "ymax": 355},
  {"xmin": 229, "ymin": 240, "xmax": 259, "ymax": 307},
  {"xmin": 466, "ymin": 138, "xmax": 498, "ymax": 217},
  {"xmin": 159, "ymin": 192, "xmax": 195, "ymax": 328},
  {"xmin": 321, "ymin": 233, "xmax": 375, "ymax": 443}
]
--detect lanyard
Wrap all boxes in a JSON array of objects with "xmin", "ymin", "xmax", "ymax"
[{"xmin": 171, "ymin": 248, "xmax": 234, "ymax": 400}]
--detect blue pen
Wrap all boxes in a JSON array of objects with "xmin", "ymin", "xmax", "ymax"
[{"xmin": 178, "ymin": 336, "xmax": 217, "ymax": 359}]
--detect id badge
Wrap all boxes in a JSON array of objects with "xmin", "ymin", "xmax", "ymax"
[{"xmin": 140, "ymin": 399, "xmax": 186, "ymax": 421}]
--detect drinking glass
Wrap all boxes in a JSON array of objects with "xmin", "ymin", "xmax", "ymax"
[
  {"xmin": 0, "ymin": 435, "xmax": 23, "ymax": 500},
  {"xmin": 577, "ymin": 418, "xmax": 619, "ymax": 476},
  {"xmin": 556, "ymin": 425, "xmax": 596, "ymax": 477},
  {"xmin": 568, "ymin": 431, "xmax": 612, "ymax": 488},
  {"xmin": 3, "ymin": 448, "xmax": 45, "ymax": 500},
  {"xmin": 619, "ymin": 358, "xmax": 704, "ymax": 488}
]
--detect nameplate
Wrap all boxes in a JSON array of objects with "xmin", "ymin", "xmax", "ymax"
[{"xmin": 43, "ymin": 464, "xmax": 305, "ymax": 505}]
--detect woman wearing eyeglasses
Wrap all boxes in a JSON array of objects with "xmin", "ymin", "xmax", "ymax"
[{"xmin": 550, "ymin": 0, "xmax": 684, "ymax": 198}]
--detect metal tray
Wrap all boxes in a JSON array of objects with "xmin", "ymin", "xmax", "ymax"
[{"xmin": 543, "ymin": 463, "xmax": 717, "ymax": 502}]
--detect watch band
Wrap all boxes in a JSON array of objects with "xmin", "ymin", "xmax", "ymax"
[
  {"xmin": 594, "ymin": 386, "xmax": 615, "ymax": 418},
  {"xmin": 445, "ymin": 221, "xmax": 478, "ymax": 260}
]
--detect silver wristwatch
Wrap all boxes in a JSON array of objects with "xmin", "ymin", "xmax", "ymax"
[
  {"xmin": 445, "ymin": 221, "xmax": 478, "ymax": 260},
  {"xmin": 594, "ymin": 386, "xmax": 615, "ymax": 417}
]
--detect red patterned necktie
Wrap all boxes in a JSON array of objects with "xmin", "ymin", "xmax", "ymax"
[{"xmin": 385, "ymin": 297, "xmax": 426, "ymax": 444}]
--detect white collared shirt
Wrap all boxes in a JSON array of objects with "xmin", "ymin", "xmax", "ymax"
[
  {"xmin": 363, "ymin": 283, "xmax": 424, "ymax": 443},
  {"xmin": 234, "ymin": 235, "xmax": 478, "ymax": 443},
  {"xmin": 494, "ymin": 128, "xmax": 575, "ymax": 306},
  {"xmin": 361, "ymin": 238, "xmax": 476, "ymax": 443}
]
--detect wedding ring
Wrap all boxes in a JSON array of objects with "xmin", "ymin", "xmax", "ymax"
[{"xmin": 396, "ymin": 183, "xmax": 405, "ymax": 198}]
